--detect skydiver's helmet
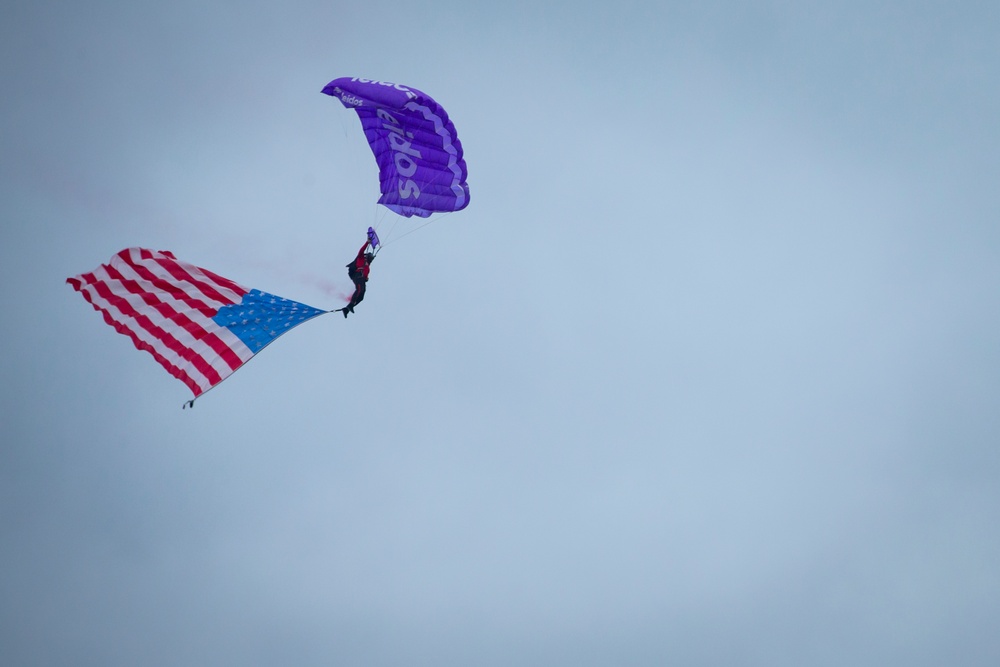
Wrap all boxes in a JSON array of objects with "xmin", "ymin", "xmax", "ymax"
[{"xmin": 364, "ymin": 252, "xmax": 375, "ymax": 263}]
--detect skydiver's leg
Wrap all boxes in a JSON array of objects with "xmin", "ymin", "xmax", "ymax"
[{"xmin": 348, "ymin": 280, "xmax": 365, "ymax": 313}]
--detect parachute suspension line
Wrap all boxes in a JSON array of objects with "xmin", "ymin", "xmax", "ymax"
[
  {"xmin": 373, "ymin": 162, "xmax": 461, "ymax": 248},
  {"xmin": 337, "ymin": 103, "xmax": 357, "ymax": 141},
  {"xmin": 371, "ymin": 203, "xmax": 397, "ymax": 246},
  {"xmin": 373, "ymin": 198, "xmax": 390, "ymax": 227},
  {"xmin": 380, "ymin": 211, "xmax": 454, "ymax": 249}
]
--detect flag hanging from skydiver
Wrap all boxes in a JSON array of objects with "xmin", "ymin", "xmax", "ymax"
[{"xmin": 67, "ymin": 248, "xmax": 325, "ymax": 402}]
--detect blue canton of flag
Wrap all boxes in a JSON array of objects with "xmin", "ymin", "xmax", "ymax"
[{"xmin": 212, "ymin": 289, "xmax": 326, "ymax": 353}]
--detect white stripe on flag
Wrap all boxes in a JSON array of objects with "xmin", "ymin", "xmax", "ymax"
[
  {"xmin": 117, "ymin": 249, "xmax": 245, "ymax": 308},
  {"xmin": 76, "ymin": 278, "xmax": 218, "ymax": 394},
  {"xmin": 85, "ymin": 266, "xmax": 254, "ymax": 383},
  {"xmin": 106, "ymin": 262, "xmax": 255, "ymax": 369}
]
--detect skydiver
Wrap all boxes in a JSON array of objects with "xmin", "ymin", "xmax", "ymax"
[{"xmin": 341, "ymin": 240, "xmax": 375, "ymax": 318}]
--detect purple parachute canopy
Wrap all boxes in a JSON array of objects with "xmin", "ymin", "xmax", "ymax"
[{"xmin": 322, "ymin": 77, "xmax": 470, "ymax": 218}]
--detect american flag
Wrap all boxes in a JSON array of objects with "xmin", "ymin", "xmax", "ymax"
[{"xmin": 67, "ymin": 248, "xmax": 327, "ymax": 403}]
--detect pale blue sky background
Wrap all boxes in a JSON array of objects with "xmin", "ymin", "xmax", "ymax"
[{"xmin": 2, "ymin": 2, "xmax": 999, "ymax": 665}]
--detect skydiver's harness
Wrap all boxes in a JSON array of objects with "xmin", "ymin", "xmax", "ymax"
[
  {"xmin": 346, "ymin": 262, "xmax": 367, "ymax": 285},
  {"xmin": 346, "ymin": 262, "xmax": 363, "ymax": 283},
  {"xmin": 347, "ymin": 248, "xmax": 377, "ymax": 284}
]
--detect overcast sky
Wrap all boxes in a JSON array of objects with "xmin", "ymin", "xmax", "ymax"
[{"xmin": 2, "ymin": 1, "xmax": 999, "ymax": 665}]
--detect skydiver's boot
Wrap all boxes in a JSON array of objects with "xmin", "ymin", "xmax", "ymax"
[{"xmin": 342, "ymin": 307, "xmax": 349, "ymax": 318}]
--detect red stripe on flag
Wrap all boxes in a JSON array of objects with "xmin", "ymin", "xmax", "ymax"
[
  {"xmin": 103, "ymin": 263, "xmax": 246, "ymax": 373},
  {"xmin": 116, "ymin": 249, "xmax": 226, "ymax": 314},
  {"xmin": 131, "ymin": 249, "xmax": 246, "ymax": 306},
  {"xmin": 86, "ymin": 276, "xmax": 224, "ymax": 390},
  {"xmin": 68, "ymin": 276, "xmax": 207, "ymax": 396},
  {"xmin": 197, "ymin": 265, "xmax": 248, "ymax": 297}
]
